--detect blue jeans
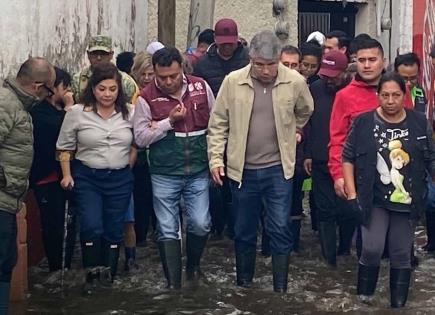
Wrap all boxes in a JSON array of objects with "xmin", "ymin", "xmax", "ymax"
[
  {"xmin": 73, "ymin": 161, "xmax": 133, "ymax": 243},
  {"xmin": 151, "ymin": 170, "xmax": 211, "ymax": 240},
  {"xmin": 230, "ymin": 165, "xmax": 293, "ymax": 255},
  {"xmin": 427, "ymin": 178, "xmax": 435, "ymax": 211}
]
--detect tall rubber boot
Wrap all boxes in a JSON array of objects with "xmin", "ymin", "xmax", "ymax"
[
  {"xmin": 318, "ymin": 222, "xmax": 337, "ymax": 266},
  {"xmin": 186, "ymin": 233, "xmax": 208, "ymax": 281},
  {"xmin": 158, "ymin": 240, "xmax": 182, "ymax": 289},
  {"xmin": 423, "ymin": 212, "xmax": 435, "ymax": 252},
  {"xmin": 124, "ymin": 247, "xmax": 136, "ymax": 272},
  {"xmin": 81, "ymin": 239, "xmax": 102, "ymax": 295},
  {"xmin": 291, "ymin": 219, "xmax": 301, "ymax": 253},
  {"xmin": 337, "ymin": 221, "xmax": 355, "ymax": 256},
  {"xmin": 357, "ymin": 263, "xmax": 380, "ymax": 296},
  {"xmin": 235, "ymin": 249, "xmax": 256, "ymax": 288},
  {"xmin": 100, "ymin": 240, "xmax": 120, "ymax": 285},
  {"xmin": 272, "ymin": 254, "xmax": 290, "ymax": 293},
  {"xmin": 0, "ymin": 282, "xmax": 10, "ymax": 315},
  {"xmin": 390, "ymin": 268, "xmax": 411, "ymax": 308}
]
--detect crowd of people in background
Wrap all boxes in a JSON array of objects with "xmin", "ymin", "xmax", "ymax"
[{"xmin": 1, "ymin": 16, "xmax": 435, "ymax": 313}]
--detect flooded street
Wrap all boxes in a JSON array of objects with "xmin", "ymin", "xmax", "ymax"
[{"xmin": 9, "ymin": 216, "xmax": 435, "ymax": 315}]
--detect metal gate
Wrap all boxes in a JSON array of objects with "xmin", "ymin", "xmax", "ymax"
[{"xmin": 298, "ymin": 12, "xmax": 330, "ymax": 42}]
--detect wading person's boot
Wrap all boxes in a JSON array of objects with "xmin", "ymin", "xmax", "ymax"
[
  {"xmin": 158, "ymin": 239, "xmax": 182, "ymax": 289},
  {"xmin": 100, "ymin": 241, "xmax": 120, "ymax": 286},
  {"xmin": 235, "ymin": 249, "xmax": 256, "ymax": 288},
  {"xmin": 423, "ymin": 211, "xmax": 435, "ymax": 252},
  {"xmin": 390, "ymin": 268, "xmax": 411, "ymax": 308},
  {"xmin": 185, "ymin": 233, "xmax": 208, "ymax": 281},
  {"xmin": 357, "ymin": 263, "xmax": 379, "ymax": 298},
  {"xmin": 318, "ymin": 222, "xmax": 337, "ymax": 267},
  {"xmin": 81, "ymin": 239, "xmax": 102, "ymax": 295},
  {"xmin": 272, "ymin": 254, "xmax": 290, "ymax": 293}
]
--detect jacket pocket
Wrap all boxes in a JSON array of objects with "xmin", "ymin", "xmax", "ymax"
[{"xmin": 191, "ymin": 101, "xmax": 210, "ymax": 129}]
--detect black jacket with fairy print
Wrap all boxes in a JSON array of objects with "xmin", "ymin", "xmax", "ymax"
[{"xmin": 342, "ymin": 109, "xmax": 435, "ymax": 225}]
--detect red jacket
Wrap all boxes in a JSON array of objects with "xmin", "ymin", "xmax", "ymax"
[{"xmin": 328, "ymin": 78, "xmax": 414, "ymax": 181}]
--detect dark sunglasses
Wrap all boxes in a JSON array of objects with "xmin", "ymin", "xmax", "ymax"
[{"xmin": 37, "ymin": 82, "xmax": 55, "ymax": 97}]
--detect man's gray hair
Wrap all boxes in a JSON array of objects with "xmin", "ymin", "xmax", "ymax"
[{"xmin": 249, "ymin": 30, "xmax": 281, "ymax": 59}]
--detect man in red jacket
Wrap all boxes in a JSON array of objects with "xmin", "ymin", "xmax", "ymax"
[{"xmin": 328, "ymin": 38, "xmax": 386, "ymax": 198}]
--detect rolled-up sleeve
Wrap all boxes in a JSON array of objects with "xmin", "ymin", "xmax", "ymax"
[{"xmin": 133, "ymin": 96, "xmax": 173, "ymax": 148}]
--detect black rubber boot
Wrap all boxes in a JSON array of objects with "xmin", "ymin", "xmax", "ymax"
[
  {"xmin": 357, "ymin": 263, "xmax": 380, "ymax": 296},
  {"xmin": 423, "ymin": 212, "xmax": 435, "ymax": 252},
  {"xmin": 235, "ymin": 249, "xmax": 256, "ymax": 288},
  {"xmin": 0, "ymin": 281, "xmax": 10, "ymax": 315},
  {"xmin": 186, "ymin": 233, "xmax": 208, "ymax": 281},
  {"xmin": 318, "ymin": 222, "xmax": 337, "ymax": 266},
  {"xmin": 390, "ymin": 268, "xmax": 411, "ymax": 308},
  {"xmin": 337, "ymin": 221, "xmax": 355, "ymax": 256},
  {"xmin": 100, "ymin": 240, "xmax": 120, "ymax": 285},
  {"xmin": 124, "ymin": 247, "xmax": 137, "ymax": 272},
  {"xmin": 81, "ymin": 239, "xmax": 102, "ymax": 295},
  {"xmin": 290, "ymin": 219, "xmax": 301, "ymax": 253},
  {"xmin": 272, "ymin": 254, "xmax": 290, "ymax": 293},
  {"xmin": 158, "ymin": 240, "xmax": 182, "ymax": 289}
]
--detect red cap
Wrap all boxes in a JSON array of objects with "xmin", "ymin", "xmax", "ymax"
[
  {"xmin": 318, "ymin": 51, "xmax": 348, "ymax": 77},
  {"xmin": 214, "ymin": 18, "xmax": 238, "ymax": 44}
]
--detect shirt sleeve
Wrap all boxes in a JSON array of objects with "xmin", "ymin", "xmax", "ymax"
[
  {"xmin": 342, "ymin": 117, "xmax": 358, "ymax": 163},
  {"xmin": 328, "ymin": 93, "xmax": 351, "ymax": 181},
  {"xmin": 56, "ymin": 105, "xmax": 79, "ymax": 151},
  {"xmin": 133, "ymin": 96, "xmax": 173, "ymax": 148}
]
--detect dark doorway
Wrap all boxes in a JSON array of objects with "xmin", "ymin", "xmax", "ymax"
[{"xmin": 298, "ymin": 0, "xmax": 359, "ymax": 42}]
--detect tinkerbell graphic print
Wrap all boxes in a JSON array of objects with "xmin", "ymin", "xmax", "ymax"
[{"xmin": 373, "ymin": 114, "xmax": 412, "ymax": 209}]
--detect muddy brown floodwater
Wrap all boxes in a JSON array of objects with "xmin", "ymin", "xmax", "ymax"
[{"xmin": 9, "ymin": 213, "xmax": 435, "ymax": 315}]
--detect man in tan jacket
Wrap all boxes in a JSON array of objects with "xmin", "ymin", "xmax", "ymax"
[{"xmin": 207, "ymin": 30, "xmax": 313, "ymax": 293}]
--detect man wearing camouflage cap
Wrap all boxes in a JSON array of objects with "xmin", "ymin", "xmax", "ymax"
[{"xmin": 72, "ymin": 35, "xmax": 138, "ymax": 103}]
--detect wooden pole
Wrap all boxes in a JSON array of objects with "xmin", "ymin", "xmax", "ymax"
[{"xmin": 158, "ymin": 0, "xmax": 176, "ymax": 46}]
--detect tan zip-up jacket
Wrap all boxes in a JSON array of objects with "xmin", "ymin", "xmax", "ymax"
[{"xmin": 207, "ymin": 63, "xmax": 313, "ymax": 184}]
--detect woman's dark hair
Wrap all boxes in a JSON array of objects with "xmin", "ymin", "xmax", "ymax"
[
  {"xmin": 54, "ymin": 67, "xmax": 71, "ymax": 88},
  {"xmin": 377, "ymin": 72, "xmax": 406, "ymax": 94},
  {"xmin": 299, "ymin": 42, "xmax": 322, "ymax": 61},
  {"xmin": 80, "ymin": 62, "xmax": 129, "ymax": 120}
]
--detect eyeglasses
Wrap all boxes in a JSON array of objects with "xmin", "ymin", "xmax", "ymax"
[
  {"xmin": 37, "ymin": 82, "xmax": 55, "ymax": 97},
  {"xmin": 378, "ymin": 92, "xmax": 403, "ymax": 100},
  {"xmin": 401, "ymin": 76, "xmax": 418, "ymax": 83}
]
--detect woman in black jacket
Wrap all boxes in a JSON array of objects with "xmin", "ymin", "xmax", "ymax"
[
  {"xmin": 342, "ymin": 72, "xmax": 435, "ymax": 308},
  {"xmin": 30, "ymin": 67, "xmax": 76, "ymax": 272}
]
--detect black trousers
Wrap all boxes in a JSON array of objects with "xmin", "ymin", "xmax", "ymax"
[
  {"xmin": 210, "ymin": 178, "xmax": 234, "ymax": 237},
  {"xmin": 33, "ymin": 182, "xmax": 76, "ymax": 271},
  {"xmin": 133, "ymin": 153, "xmax": 156, "ymax": 244},
  {"xmin": 0, "ymin": 211, "xmax": 17, "ymax": 283}
]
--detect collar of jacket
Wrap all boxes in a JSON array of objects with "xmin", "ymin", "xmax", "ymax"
[
  {"xmin": 3, "ymin": 77, "xmax": 40, "ymax": 111},
  {"xmin": 237, "ymin": 63, "xmax": 293, "ymax": 88}
]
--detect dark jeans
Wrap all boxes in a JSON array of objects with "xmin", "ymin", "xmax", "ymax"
[
  {"xmin": 73, "ymin": 161, "xmax": 133, "ymax": 243},
  {"xmin": 360, "ymin": 207, "xmax": 414, "ymax": 269},
  {"xmin": 231, "ymin": 165, "xmax": 293, "ymax": 255},
  {"xmin": 0, "ymin": 211, "xmax": 17, "ymax": 283},
  {"xmin": 33, "ymin": 182, "xmax": 76, "ymax": 271},
  {"xmin": 132, "ymin": 154, "xmax": 156, "ymax": 244}
]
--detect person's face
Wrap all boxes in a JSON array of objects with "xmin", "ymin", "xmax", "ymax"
[
  {"xmin": 138, "ymin": 65, "xmax": 155, "ymax": 89},
  {"xmin": 324, "ymin": 37, "xmax": 340, "ymax": 54},
  {"xmin": 322, "ymin": 72, "xmax": 346, "ymax": 92},
  {"xmin": 35, "ymin": 69, "xmax": 56, "ymax": 100},
  {"xmin": 87, "ymin": 50, "xmax": 113, "ymax": 67},
  {"xmin": 356, "ymin": 48, "xmax": 385, "ymax": 85},
  {"xmin": 280, "ymin": 52, "xmax": 300, "ymax": 70},
  {"xmin": 299, "ymin": 55, "xmax": 319, "ymax": 79},
  {"xmin": 217, "ymin": 43, "xmax": 238, "ymax": 58},
  {"xmin": 397, "ymin": 63, "xmax": 419, "ymax": 90},
  {"xmin": 51, "ymin": 83, "xmax": 71, "ymax": 105},
  {"xmin": 391, "ymin": 155, "xmax": 404, "ymax": 170},
  {"xmin": 196, "ymin": 42, "xmax": 210, "ymax": 55},
  {"xmin": 378, "ymin": 80, "xmax": 404, "ymax": 117},
  {"xmin": 92, "ymin": 79, "xmax": 119, "ymax": 107},
  {"xmin": 155, "ymin": 61, "xmax": 183, "ymax": 95},
  {"xmin": 250, "ymin": 56, "xmax": 279, "ymax": 84}
]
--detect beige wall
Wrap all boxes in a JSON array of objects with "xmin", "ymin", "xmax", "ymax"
[{"xmin": 147, "ymin": 0, "xmax": 299, "ymax": 51}]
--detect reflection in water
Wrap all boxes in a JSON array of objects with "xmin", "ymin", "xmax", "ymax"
[{"xmin": 10, "ymin": 206, "xmax": 435, "ymax": 315}]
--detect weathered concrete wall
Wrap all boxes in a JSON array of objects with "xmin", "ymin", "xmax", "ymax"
[
  {"xmin": 148, "ymin": 0, "xmax": 299, "ymax": 51},
  {"xmin": 0, "ymin": 0, "xmax": 148, "ymax": 79}
]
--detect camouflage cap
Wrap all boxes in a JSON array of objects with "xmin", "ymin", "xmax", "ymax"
[{"xmin": 87, "ymin": 35, "xmax": 112, "ymax": 53}]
